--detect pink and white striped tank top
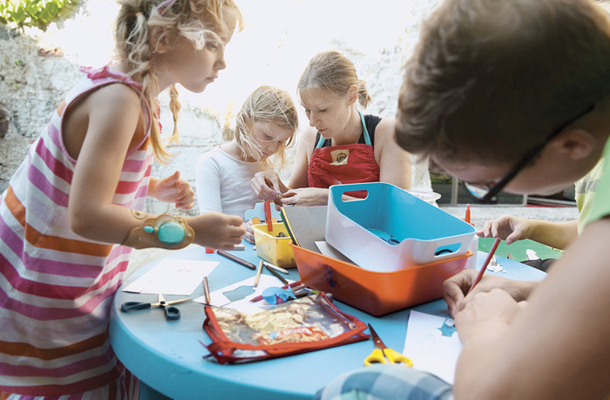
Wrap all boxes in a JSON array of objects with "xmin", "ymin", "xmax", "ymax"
[{"xmin": 0, "ymin": 65, "xmax": 153, "ymax": 396}]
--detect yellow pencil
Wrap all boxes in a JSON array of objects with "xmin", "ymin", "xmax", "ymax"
[{"xmin": 254, "ymin": 260, "xmax": 264, "ymax": 287}]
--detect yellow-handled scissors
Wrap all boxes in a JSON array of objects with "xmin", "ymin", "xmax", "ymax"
[{"xmin": 364, "ymin": 323, "xmax": 413, "ymax": 367}]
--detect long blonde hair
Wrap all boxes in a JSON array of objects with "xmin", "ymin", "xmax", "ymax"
[
  {"xmin": 114, "ymin": 0, "xmax": 244, "ymax": 162},
  {"xmin": 230, "ymin": 85, "xmax": 298, "ymax": 170},
  {"xmin": 297, "ymin": 50, "xmax": 372, "ymax": 108}
]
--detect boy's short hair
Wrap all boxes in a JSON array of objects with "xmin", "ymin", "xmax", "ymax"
[{"xmin": 395, "ymin": 0, "xmax": 610, "ymax": 165}]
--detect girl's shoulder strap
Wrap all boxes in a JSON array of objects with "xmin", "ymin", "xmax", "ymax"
[{"xmin": 314, "ymin": 131, "xmax": 331, "ymax": 149}]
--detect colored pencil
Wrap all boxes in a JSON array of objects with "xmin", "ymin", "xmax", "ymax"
[
  {"xmin": 263, "ymin": 261, "xmax": 289, "ymax": 274},
  {"xmin": 468, "ymin": 238, "xmax": 501, "ymax": 294},
  {"xmin": 217, "ymin": 250, "xmax": 256, "ymax": 270},
  {"xmin": 265, "ymin": 264, "xmax": 289, "ymax": 285},
  {"xmin": 254, "ymin": 260, "xmax": 264, "ymax": 287},
  {"xmin": 203, "ymin": 276, "xmax": 211, "ymax": 304}
]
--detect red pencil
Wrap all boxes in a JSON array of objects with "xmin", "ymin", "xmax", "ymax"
[{"xmin": 467, "ymin": 238, "xmax": 501, "ymax": 294}]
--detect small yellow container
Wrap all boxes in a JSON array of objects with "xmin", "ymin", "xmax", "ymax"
[{"xmin": 252, "ymin": 223, "xmax": 296, "ymax": 268}]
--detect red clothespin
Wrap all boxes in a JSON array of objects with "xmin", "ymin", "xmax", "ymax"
[{"xmin": 264, "ymin": 201, "xmax": 273, "ymax": 232}]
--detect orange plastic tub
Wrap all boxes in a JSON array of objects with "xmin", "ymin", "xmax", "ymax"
[{"xmin": 291, "ymin": 242, "xmax": 471, "ymax": 316}]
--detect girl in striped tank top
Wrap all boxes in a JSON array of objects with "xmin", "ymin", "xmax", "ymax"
[{"xmin": 0, "ymin": 0, "xmax": 245, "ymax": 398}]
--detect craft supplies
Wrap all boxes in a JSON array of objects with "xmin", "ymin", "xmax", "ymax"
[
  {"xmin": 249, "ymin": 280, "xmax": 304, "ymax": 303},
  {"xmin": 265, "ymin": 264, "xmax": 289, "ymax": 285},
  {"xmin": 217, "ymin": 250, "xmax": 257, "ymax": 270},
  {"xmin": 290, "ymin": 242, "xmax": 470, "ymax": 316},
  {"xmin": 326, "ymin": 182, "xmax": 475, "ymax": 271},
  {"xmin": 254, "ymin": 260, "xmax": 264, "ymax": 287},
  {"xmin": 202, "ymin": 293, "xmax": 369, "ymax": 364},
  {"xmin": 364, "ymin": 324, "xmax": 412, "ymax": 367},
  {"xmin": 264, "ymin": 261, "xmax": 289, "ymax": 274},
  {"xmin": 468, "ymin": 238, "xmax": 501, "ymax": 294},
  {"xmin": 121, "ymin": 294, "xmax": 192, "ymax": 321},
  {"xmin": 203, "ymin": 276, "xmax": 211, "ymax": 305},
  {"xmin": 252, "ymin": 222, "xmax": 296, "ymax": 268},
  {"xmin": 264, "ymin": 201, "xmax": 273, "ymax": 232}
]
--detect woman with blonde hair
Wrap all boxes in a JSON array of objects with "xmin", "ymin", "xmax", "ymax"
[{"xmin": 252, "ymin": 50, "xmax": 412, "ymax": 206}]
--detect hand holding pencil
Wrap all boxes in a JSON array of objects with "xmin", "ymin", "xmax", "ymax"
[{"xmin": 443, "ymin": 238, "xmax": 504, "ymax": 317}]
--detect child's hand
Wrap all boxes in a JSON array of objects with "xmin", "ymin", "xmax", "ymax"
[
  {"xmin": 454, "ymin": 288, "xmax": 524, "ymax": 345},
  {"xmin": 243, "ymin": 220, "xmax": 256, "ymax": 244},
  {"xmin": 477, "ymin": 214, "xmax": 533, "ymax": 245},
  {"xmin": 189, "ymin": 212, "xmax": 245, "ymax": 250},
  {"xmin": 252, "ymin": 171, "xmax": 283, "ymax": 201},
  {"xmin": 155, "ymin": 171, "xmax": 194, "ymax": 210},
  {"xmin": 443, "ymin": 269, "xmax": 535, "ymax": 318},
  {"xmin": 279, "ymin": 188, "xmax": 327, "ymax": 207}
]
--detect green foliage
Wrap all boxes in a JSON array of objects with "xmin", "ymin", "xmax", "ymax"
[{"xmin": 0, "ymin": 0, "xmax": 78, "ymax": 29}]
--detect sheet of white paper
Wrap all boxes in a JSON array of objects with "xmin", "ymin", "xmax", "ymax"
[
  {"xmin": 403, "ymin": 310, "xmax": 462, "ymax": 384},
  {"xmin": 122, "ymin": 259, "xmax": 219, "ymax": 296},
  {"xmin": 194, "ymin": 274, "xmax": 294, "ymax": 309}
]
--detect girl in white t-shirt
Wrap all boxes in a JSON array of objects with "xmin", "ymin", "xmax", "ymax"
[{"xmin": 196, "ymin": 85, "xmax": 298, "ymax": 242}]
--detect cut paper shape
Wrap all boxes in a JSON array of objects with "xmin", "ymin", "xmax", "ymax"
[
  {"xmin": 438, "ymin": 318, "xmax": 457, "ymax": 337},
  {"xmin": 262, "ymin": 287, "xmax": 296, "ymax": 305},
  {"xmin": 223, "ymin": 286, "xmax": 256, "ymax": 302},
  {"xmin": 403, "ymin": 310, "xmax": 462, "ymax": 384},
  {"xmin": 194, "ymin": 274, "xmax": 294, "ymax": 309}
]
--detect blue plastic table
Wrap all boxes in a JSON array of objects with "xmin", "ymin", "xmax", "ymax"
[{"xmin": 109, "ymin": 243, "xmax": 546, "ymax": 400}]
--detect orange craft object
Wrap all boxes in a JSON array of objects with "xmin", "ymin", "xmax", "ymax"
[{"xmin": 264, "ymin": 201, "xmax": 273, "ymax": 232}]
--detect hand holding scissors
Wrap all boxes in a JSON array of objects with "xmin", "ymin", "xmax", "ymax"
[
  {"xmin": 364, "ymin": 323, "xmax": 413, "ymax": 367},
  {"xmin": 121, "ymin": 294, "xmax": 192, "ymax": 321}
]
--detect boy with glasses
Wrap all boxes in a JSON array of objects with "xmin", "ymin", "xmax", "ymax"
[{"xmin": 316, "ymin": 0, "xmax": 610, "ymax": 399}]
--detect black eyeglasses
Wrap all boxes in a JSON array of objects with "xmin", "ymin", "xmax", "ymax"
[{"xmin": 467, "ymin": 104, "xmax": 595, "ymax": 204}]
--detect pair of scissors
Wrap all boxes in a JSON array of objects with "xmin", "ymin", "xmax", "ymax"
[
  {"xmin": 364, "ymin": 324, "xmax": 413, "ymax": 367},
  {"xmin": 120, "ymin": 294, "xmax": 193, "ymax": 321}
]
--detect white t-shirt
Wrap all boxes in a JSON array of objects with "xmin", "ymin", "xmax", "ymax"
[{"xmin": 196, "ymin": 147, "xmax": 270, "ymax": 220}]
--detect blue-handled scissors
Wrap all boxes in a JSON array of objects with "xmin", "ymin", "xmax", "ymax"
[
  {"xmin": 364, "ymin": 324, "xmax": 413, "ymax": 367},
  {"xmin": 120, "ymin": 294, "xmax": 193, "ymax": 321}
]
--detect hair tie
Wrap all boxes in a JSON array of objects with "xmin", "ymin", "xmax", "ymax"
[
  {"xmin": 157, "ymin": 0, "xmax": 177, "ymax": 16},
  {"xmin": 135, "ymin": 12, "xmax": 143, "ymax": 17}
]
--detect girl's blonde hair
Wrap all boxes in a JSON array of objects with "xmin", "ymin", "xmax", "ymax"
[
  {"xmin": 114, "ymin": 0, "xmax": 244, "ymax": 162},
  {"xmin": 297, "ymin": 50, "xmax": 372, "ymax": 108},
  {"xmin": 230, "ymin": 85, "xmax": 298, "ymax": 170}
]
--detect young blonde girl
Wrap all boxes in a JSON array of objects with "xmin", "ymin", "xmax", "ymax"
[
  {"xmin": 252, "ymin": 50, "xmax": 412, "ymax": 206},
  {"xmin": 0, "ymin": 0, "xmax": 244, "ymax": 398},
  {"xmin": 196, "ymin": 85, "xmax": 298, "ymax": 242}
]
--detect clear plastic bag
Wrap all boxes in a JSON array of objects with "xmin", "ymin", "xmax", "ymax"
[{"xmin": 202, "ymin": 293, "xmax": 369, "ymax": 364}]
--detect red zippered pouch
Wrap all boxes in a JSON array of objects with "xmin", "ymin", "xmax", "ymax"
[{"xmin": 202, "ymin": 293, "xmax": 369, "ymax": 364}]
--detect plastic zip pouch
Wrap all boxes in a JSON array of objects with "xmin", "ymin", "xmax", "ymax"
[{"xmin": 202, "ymin": 293, "xmax": 369, "ymax": 364}]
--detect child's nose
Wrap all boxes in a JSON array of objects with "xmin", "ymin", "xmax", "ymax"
[{"xmin": 215, "ymin": 51, "xmax": 227, "ymax": 70}]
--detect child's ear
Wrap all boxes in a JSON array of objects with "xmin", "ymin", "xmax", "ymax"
[
  {"xmin": 550, "ymin": 128, "xmax": 596, "ymax": 161},
  {"xmin": 347, "ymin": 85, "xmax": 358, "ymax": 106},
  {"xmin": 149, "ymin": 27, "xmax": 173, "ymax": 54}
]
